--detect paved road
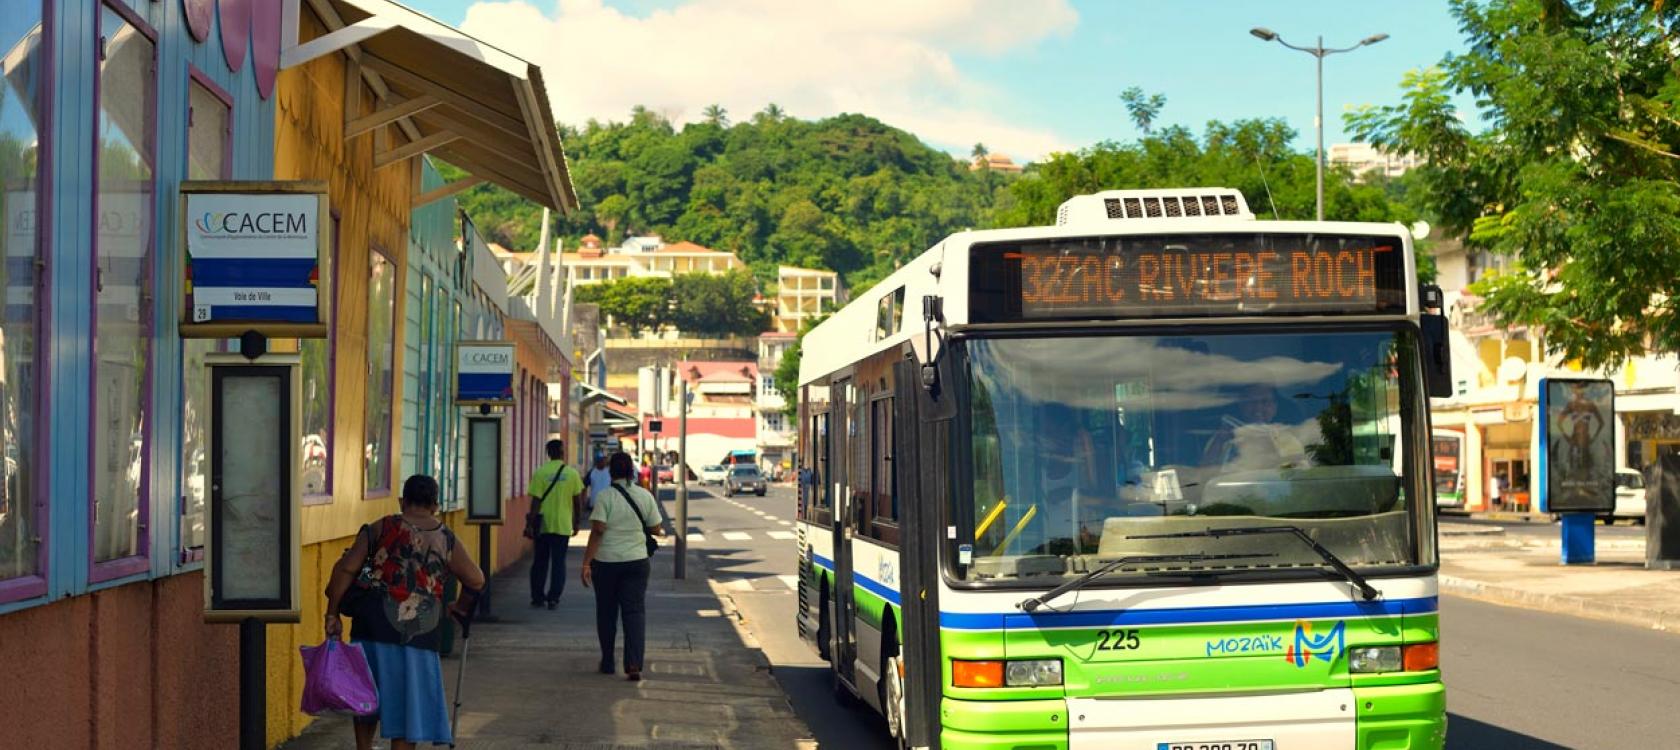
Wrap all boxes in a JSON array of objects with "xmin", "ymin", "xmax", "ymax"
[
  {"xmin": 1441, "ymin": 595, "xmax": 1680, "ymax": 749},
  {"xmin": 660, "ymin": 482, "xmax": 895, "ymax": 750},
  {"xmin": 667, "ymin": 485, "xmax": 1678, "ymax": 749}
]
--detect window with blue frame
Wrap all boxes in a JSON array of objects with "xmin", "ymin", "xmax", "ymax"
[
  {"xmin": 91, "ymin": 2, "xmax": 158, "ymax": 575},
  {"xmin": 0, "ymin": 1, "xmax": 48, "ymax": 599}
]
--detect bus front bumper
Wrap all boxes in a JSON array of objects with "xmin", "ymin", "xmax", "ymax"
[{"xmin": 939, "ymin": 683, "xmax": 1445, "ymax": 750}]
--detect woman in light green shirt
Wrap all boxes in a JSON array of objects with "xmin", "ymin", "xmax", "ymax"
[{"xmin": 581, "ymin": 452, "xmax": 664, "ymax": 680}]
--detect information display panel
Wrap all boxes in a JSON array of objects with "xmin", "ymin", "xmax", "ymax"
[
  {"xmin": 179, "ymin": 181, "xmax": 329, "ymax": 338},
  {"xmin": 205, "ymin": 356, "xmax": 302, "ymax": 622},
  {"xmin": 1539, "ymin": 377, "xmax": 1616, "ymax": 514},
  {"xmin": 466, "ymin": 416, "xmax": 505, "ymax": 523},
  {"xmin": 969, "ymin": 232, "xmax": 1409, "ymax": 322}
]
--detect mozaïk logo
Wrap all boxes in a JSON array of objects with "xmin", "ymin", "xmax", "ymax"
[{"xmin": 1284, "ymin": 620, "xmax": 1345, "ymax": 668}]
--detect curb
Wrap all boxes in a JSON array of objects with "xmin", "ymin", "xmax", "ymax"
[
  {"xmin": 1439, "ymin": 574, "xmax": 1677, "ymax": 633},
  {"xmin": 1439, "ymin": 524, "xmax": 1504, "ymax": 537}
]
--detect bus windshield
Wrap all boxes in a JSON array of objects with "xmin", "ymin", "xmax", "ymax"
[{"xmin": 962, "ymin": 329, "xmax": 1424, "ymax": 582}]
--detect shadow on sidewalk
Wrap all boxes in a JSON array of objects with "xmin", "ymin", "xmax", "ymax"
[
  {"xmin": 1447, "ymin": 713, "xmax": 1571, "ymax": 750},
  {"xmin": 281, "ymin": 543, "xmax": 812, "ymax": 749}
]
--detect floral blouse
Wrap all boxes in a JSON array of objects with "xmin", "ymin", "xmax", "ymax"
[{"xmin": 351, "ymin": 515, "xmax": 457, "ymax": 648}]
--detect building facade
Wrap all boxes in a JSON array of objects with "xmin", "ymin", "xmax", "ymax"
[
  {"xmin": 1429, "ymin": 242, "xmax": 1680, "ymax": 512},
  {"xmin": 756, "ymin": 332, "xmax": 796, "ymax": 474},
  {"xmin": 0, "ymin": 2, "xmax": 278, "ymax": 747},
  {"xmin": 773, "ymin": 264, "xmax": 839, "ymax": 333}
]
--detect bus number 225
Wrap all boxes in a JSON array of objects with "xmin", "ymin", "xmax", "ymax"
[{"xmin": 1095, "ymin": 629, "xmax": 1141, "ymax": 651}]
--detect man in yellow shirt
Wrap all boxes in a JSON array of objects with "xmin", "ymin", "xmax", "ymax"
[{"xmin": 528, "ymin": 439, "xmax": 585, "ymax": 609}]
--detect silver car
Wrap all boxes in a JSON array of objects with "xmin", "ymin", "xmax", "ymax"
[{"xmin": 725, "ymin": 465, "xmax": 767, "ymax": 497}]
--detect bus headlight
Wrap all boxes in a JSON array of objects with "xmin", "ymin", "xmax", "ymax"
[
  {"xmin": 1004, "ymin": 659, "xmax": 1063, "ymax": 686},
  {"xmin": 1349, "ymin": 646, "xmax": 1402, "ymax": 673}
]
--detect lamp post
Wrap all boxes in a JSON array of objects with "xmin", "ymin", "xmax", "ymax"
[{"xmin": 1249, "ymin": 27, "xmax": 1389, "ymax": 221}]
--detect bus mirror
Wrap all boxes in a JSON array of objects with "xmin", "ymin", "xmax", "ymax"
[
  {"xmin": 921, "ymin": 295, "xmax": 946, "ymax": 393},
  {"xmin": 1420, "ymin": 313, "xmax": 1453, "ymax": 398}
]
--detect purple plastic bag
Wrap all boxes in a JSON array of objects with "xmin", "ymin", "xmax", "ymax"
[{"xmin": 300, "ymin": 639, "xmax": 380, "ymax": 717}]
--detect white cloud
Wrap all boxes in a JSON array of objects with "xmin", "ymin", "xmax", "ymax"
[{"xmin": 456, "ymin": 0, "xmax": 1078, "ymax": 160}]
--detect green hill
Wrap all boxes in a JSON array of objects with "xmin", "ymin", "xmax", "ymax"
[{"xmin": 445, "ymin": 106, "xmax": 1009, "ymax": 291}]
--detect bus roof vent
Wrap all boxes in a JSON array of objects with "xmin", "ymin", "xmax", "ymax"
[{"xmin": 1055, "ymin": 188, "xmax": 1253, "ymax": 226}]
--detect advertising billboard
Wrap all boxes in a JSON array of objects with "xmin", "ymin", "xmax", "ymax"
[
  {"xmin": 456, "ymin": 341, "xmax": 516, "ymax": 404},
  {"xmin": 1539, "ymin": 378, "xmax": 1616, "ymax": 514}
]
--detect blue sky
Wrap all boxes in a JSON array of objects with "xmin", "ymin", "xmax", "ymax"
[{"xmin": 403, "ymin": 0, "xmax": 1475, "ymax": 159}]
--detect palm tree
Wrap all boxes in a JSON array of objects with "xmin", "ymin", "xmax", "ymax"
[
  {"xmin": 971, "ymin": 142, "xmax": 988, "ymax": 169},
  {"xmin": 702, "ymin": 104, "xmax": 729, "ymax": 127},
  {"xmin": 1119, "ymin": 86, "xmax": 1167, "ymax": 136},
  {"xmin": 755, "ymin": 103, "xmax": 786, "ymax": 125}
]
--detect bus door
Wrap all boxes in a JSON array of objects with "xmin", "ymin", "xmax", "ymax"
[{"xmin": 831, "ymin": 378, "xmax": 858, "ymax": 683}]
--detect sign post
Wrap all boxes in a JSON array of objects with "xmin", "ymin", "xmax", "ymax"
[
  {"xmin": 675, "ymin": 383, "xmax": 690, "ymax": 579},
  {"xmin": 456, "ymin": 341, "xmax": 515, "ymax": 617},
  {"xmin": 201, "ymin": 354, "xmax": 302, "ymax": 750},
  {"xmin": 1538, "ymin": 378, "xmax": 1616, "ymax": 564}
]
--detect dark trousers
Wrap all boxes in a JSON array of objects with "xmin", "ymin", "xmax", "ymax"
[
  {"xmin": 530, "ymin": 533, "xmax": 571, "ymax": 604},
  {"xmin": 592, "ymin": 558, "xmax": 650, "ymax": 671}
]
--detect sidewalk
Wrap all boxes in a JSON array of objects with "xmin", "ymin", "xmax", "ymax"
[
  {"xmin": 282, "ymin": 534, "xmax": 815, "ymax": 750},
  {"xmin": 1440, "ymin": 522, "xmax": 1680, "ymax": 634}
]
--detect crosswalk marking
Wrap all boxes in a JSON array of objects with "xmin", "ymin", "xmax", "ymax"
[
  {"xmin": 778, "ymin": 575, "xmax": 800, "ymax": 590},
  {"xmin": 685, "ymin": 534, "xmax": 706, "ymax": 544},
  {"xmin": 721, "ymin": 531, "xmax": 752, "ymax": 541},
  {"xmin": 727, "ymin": 578, "xmax": 755, "ymax": 592},
  {"xmin": 764, "ymin": 515, "xmax": 780, "ymax": 522},
  {"xmin": 767, "ymin": 530, "xmax": 795, "ymax": 540}
]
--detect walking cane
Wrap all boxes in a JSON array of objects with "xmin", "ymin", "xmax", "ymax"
[{"xmin": 449, "ymin": 593, "xmax": 477, "ymax": 749}]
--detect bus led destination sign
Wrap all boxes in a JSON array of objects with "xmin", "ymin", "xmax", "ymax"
[{"xmin": 971, "ymin": 233, "xmax": 1407, "ymax": 321}]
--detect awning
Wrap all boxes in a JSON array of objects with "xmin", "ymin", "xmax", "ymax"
[
  {"xmin": 283, "ymin": 0, "xmax": 577, "ymax": 211},
  {"xmin": 578, "ymin": 382, "xmax": 627, "ymax": 409}
]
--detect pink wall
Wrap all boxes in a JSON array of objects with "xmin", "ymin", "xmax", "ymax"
[{"xmin": 0, "ymin": 573, "xmax": 239, "ymax": 749}]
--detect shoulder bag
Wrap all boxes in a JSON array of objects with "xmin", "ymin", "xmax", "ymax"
[
  {"xmin": 523, "ymin": 463, "xmax": 568, "ymax": 539},
  {"xmin": 612, "ymin": 484, "xmax": 660, "ymax": 558}
]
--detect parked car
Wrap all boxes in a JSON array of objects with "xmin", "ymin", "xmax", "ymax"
[
  {"xmin": 1607, "ymin": 468, "xmax": 1647, "ymax": 524},
  {"xmin": 725, "ymin": 465, "xmax": 767, "ymax": 497},
  {"xmin": 699, "ymin": 464, "xmax": 729, "ymax": 485}
]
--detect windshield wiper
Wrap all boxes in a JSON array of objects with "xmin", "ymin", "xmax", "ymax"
[
  {"xmin": 1017, "ymin": 553, "xmax": 1275, "ymax": 613},
  {"xmin": 1128, "ymin": 525, "xmax": 1380, "ymax": 601}
]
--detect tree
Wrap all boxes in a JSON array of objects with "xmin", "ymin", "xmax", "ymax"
[
  {"xmin": 972, "ymin": 142, "xmax": 988, "ymax": 163},
  {"xmin": 1120, "ymin": 86, "xmax": 1167, "ymax": 136},
  {"xmin": 594, "ymin": 194, "xmax": 630, "ymax": 241},
  {"xmin": 670, "ymin": 269, "xmax": 770, "ymax": 338},
  {"xmin": 588, "ymin": 276, "xmax": 672, "ymax": 336},
  {"xmin": 702, "ymin": 103, "xmax": 729, "ymax": 127},
  {"xmin": 1346, "ymin": 0, "xmax": 1680, "ymax": 368}
]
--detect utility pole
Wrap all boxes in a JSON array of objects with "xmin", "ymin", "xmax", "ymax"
[{"xmin": 675, "ymin": 381, "xmax": 690, "ymax": 579}]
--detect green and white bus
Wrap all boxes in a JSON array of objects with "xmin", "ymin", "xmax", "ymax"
[{"xmin": 793, "ymin": 188, "xmax": 1452, "ymax": 750}]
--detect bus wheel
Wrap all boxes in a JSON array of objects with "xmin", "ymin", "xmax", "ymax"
[{"xmin": 885, "ymin": 655, "xmax": 909, "ymax": 749}]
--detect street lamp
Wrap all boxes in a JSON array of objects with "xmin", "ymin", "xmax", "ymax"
[{"xmin": 1250, "ymin": 27, "xmax": 1389, "ymax": 221}]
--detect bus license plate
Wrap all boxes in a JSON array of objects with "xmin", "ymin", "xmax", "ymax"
[{"xmin": 1159, "ymin": 742, "xmax": 1273, "ymax": 750}]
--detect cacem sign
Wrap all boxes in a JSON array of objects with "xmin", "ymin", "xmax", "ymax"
[
  {"xmin": 179, "ymin": 181, "xmax": 329, "ymax": 338},
  {"xmin": 457, "ymin": 341, "xmax": 516, "ymax": 405}
]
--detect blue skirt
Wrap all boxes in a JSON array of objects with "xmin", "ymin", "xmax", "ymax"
[{"xmin": 353, "ymin": 639, "xmax": 452, "ymax": 744}]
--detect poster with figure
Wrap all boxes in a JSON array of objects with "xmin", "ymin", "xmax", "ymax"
[{"xmin": 1540, "ymin": 378, "xmax": 1616, "ymax": 513}]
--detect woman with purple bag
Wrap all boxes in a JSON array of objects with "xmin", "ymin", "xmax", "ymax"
[{"xmin": 325, "ymin": 474, "xmax": 485, "ymax": 750}]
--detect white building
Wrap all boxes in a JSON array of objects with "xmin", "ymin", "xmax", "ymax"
[
  {"xmin": 1329, "ymin": 142, "xmax": 1422, "ymax": 180},
  {"xmin": 756, "ymin": 332, "xmax": 798, "ymax": 474},
  {"xmin": 774, "ymin": 265, "xmax": 840, "ymax": 333},
  {"xmin": 563, "ymin": 234, "xmax": 746, "ymax": 286}
]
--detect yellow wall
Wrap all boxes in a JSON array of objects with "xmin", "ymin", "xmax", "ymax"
[{"xmin": 264, "ymin": 9, "xmax": 422, "ymax": 745}]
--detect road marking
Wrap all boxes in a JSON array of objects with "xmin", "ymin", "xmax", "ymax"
[
  {"xmin": 767, "ymin": 530, "xmax": 795, "ymax": 540},
  {"xmin": 764, "ymin": 515, "xmax": 780, "ymax": 522},
  {"xmin": 685, "ymin": 534, "xmax": 706, "ymax": 544},
  {"xmin": 777, "ymin": 575, "xmax": 800, "ymax": 590},
  {"xmin": 722, "ymin": 531, "xmax": 752, "ymax": 541},
  {"xmin": 779, "ymin": 521, "xmax": 792, "ymax": 527},
  {"xmin": 726, "ymin": 578, "xmax": 755, "ymax": 592}
]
